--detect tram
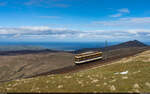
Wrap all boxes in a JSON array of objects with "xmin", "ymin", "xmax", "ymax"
[{"xmin": 74, "ymin": 51, "xmax": 103, "ymax": 64}]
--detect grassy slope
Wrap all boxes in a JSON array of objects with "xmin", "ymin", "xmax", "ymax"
[{"xmin": 1, "ymin": 51, "xmax": 150, "ymax": 93}]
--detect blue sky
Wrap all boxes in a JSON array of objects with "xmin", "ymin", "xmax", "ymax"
[{"xmin": 0, "ymin": 0, "xmax": 150, "ymax": 42}]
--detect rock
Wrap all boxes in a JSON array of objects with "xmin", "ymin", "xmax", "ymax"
[
  {"xmin": 110, "ymin": 85, "xmax": 116, "ymax": 91},
  {"xmin": 120, "ymin": 71, "xmax": 128, "ymax": 75},
  {"xmin": 58, "ymin": 85, "xmax": 63, "ymax": 89},
  {"xmin": 133, "ymin": 89, "xmax": 140, "ymax": 92},
  {"xmin": 133, "ymin": 83, "xmax": 140, "ymax": 89},
  {"xmin": 145, "ymin": 82, "xmax": 150, "ymax": 88},
  {"xmin": 8, "ymin": 84, "xmax": 11, "ymax": 87},
  {"xmin": 104, "ymin": 82, "xmax": 107, "ymax": 85},
  {"xmin": 91, "ymin": 79, "xmax": 99, "ymax": 83},
  {"xmin": 109, "ymin": 79, "xmax": 116, "ymax": 83},
  {"xmin": 114, "ymin": 72, "xmax": 119, "ymax": 74},
  {"xmin": 64, "ymin": 76, "xmax": 72, "ymax": 79},
  {"xmin": 122, "ymin": 76, "xmax": 128, "ymax": 79},
  {"xmin": 46, "ymin": 80, "xmax": 50, "ymax": 83}
]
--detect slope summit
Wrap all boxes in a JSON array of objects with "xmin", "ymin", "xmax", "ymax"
[
  {"xmin": 115, "ymin": 40, "xmax": 147, "ymax": 48},
  {"xmin": 75, "ymin": 40, "xmax": 147, "ymax": 53}
]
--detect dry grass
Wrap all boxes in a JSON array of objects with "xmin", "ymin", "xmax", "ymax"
[{"xmin": 0, "ymin": 50, "xmax": 150, "ymax": 92}]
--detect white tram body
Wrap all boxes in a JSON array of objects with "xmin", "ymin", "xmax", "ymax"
[{"xmin": 74, "ymin": 51, "xmax": 103, "ymax": 64}]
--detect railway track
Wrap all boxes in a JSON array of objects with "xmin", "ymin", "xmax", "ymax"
[{"xmin": 24, "ymin": 47, "xmax": 150, "ymax": 79}]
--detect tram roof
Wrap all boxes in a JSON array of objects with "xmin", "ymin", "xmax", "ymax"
[{"xmin": 75, "ymin": 51, "xmax": 102, "ymax": 58}]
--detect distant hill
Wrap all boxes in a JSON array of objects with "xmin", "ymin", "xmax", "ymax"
[
  {"xmin": 0, "ymin": 40, "xmax": 147, "ymax": 55},
  {"xmin": 118, "ymin": 40, "xmax": 147, "ymax": 47},
  {"xmin": 102, "ymin": 40, "xmax": 147, "ymax": 51},
  {"xmin": 0, "ymin": 45, "xmax": 59, "ymax": 55},
  {"xmin": 74, "ymin": 40, "xmax": 148, "ymax": 54},
  {"xmin": 0, "ymin": 45, "xmax": 46, "ymax": 51},
  {"xmin": 0, "ymin": 49, "xmax": 60, "ymax": 56}
]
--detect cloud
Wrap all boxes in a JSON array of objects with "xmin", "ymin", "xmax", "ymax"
[
  {"xmin": 109, "ymin": 8, "xmax": 130, "ymax": 18},
  {"xmin": 0, "ymin": 26, "xmax": 150, "ymax": 41},
  {"xmin": 24, "ymin": 0, "xmax": 40, "ymax": 6},
  {"xmin": 0, "ymin": 26, "xmax": 80, "ymax": 38},
  {"xmin": 52, "ymin": 4, "xmax": 70, "ymax": 8},
  {"xmin": 0, "ymin": 0, "xmax": 70, "ymax": 8},
  {"xmin": 109, "ymin": 13, "xmax": 122, "ymax": 18},
  {"xmin": 146, "ymin": 34, "xmax": 150, "ymax": 36},
  {"xmin": 23, "ymin": 0, "xmax": 70, "ymax": 8},
  {"xmin": 93, "ymin": 17, "xmax": 150, "ymax": 27},
  {"xmin": 39, "ymin": 16, "xmax": 61, "ymax": 19},
  {"xmin": 118, "ymin": 8, "xmax": 130, "ymax": 13},
  {"xmin": 127, "ymin": 29, "xmax": 150, "ymax": 34}
]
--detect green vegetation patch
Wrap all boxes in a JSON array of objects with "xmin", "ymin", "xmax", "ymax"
[{"xmin": 1, "ymin": 51, "xmax": 150, "ymax": 93}]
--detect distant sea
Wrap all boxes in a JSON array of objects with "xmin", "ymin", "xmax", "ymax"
[{"xmin": 0, "ymin": 41, "xmax": 149, "ymax": 51}]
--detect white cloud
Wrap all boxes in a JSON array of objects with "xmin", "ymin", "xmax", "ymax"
[
  {"xmin": 0, "ymin": 26, "xmax": 79, "ymax": 38},
  {"xmin": 127, "ymin": 29, "xmax": 150, "ymax": 34},
  {"xmin": 0, "ymin": 27, "xmax": 86, "ymax": 36},
  {"xmin": 109, "ymin": 13, "xmax": 122, "ymax": 18},
  {"xmin": 39, "ymin": 16, "xmax": 61, "ymax": 19},
  {"xmin": 118, "ymin": 8, "xmax": 130, "ymax": 13},
  {"xmin": 23, "ymin": 0, "xmax": 70, "ymax": 8},
  {"xmin": 52, "ymin": 4, "xmax": 70, "ymax": 8},
  {"xmin": 93, "ymin": 17, "xmax": 150, "ymax": 27},
  {"xmin": 0, "ymin": 26, "xmax": 150, "ymax": 41},
  {"xmin": 20, "ymin": 26, "xmax": 51, "ymax": 31},
  {"xmin": 147, "ymin": 34, "xmax": 150, "ymax": 36},
  {"xmin": 109, "ymin": 8, "xmax": 130, "ymax": 18}
]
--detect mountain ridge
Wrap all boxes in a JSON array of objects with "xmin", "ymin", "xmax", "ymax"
[
  {"xmin": 0, "ymin": 40, "xmax": 148, "ymax": 55},
  {"xmin": 74, "ymin": 40, "xmax": 148, "ymax": 54}
]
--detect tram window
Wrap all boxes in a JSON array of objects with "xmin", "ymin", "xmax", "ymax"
[
  {"xmin": 81, "ymin": 57, "xmax": 84, "ymax": 61},
  {"xmin": 82, "ymin": 57, "xmax": 85, "ymax": 60},
  {"xmin": 78, "ymin": 58, "xmax": 81, "ymax": 61},
  {"xmin": 75, "ymin": 58, "xmax": 79, "ymax": 61},
  {"xmin": 91, "ymin": 55, "xmax": 94, "ymax": 58},
  {"xmin": 75, "ymin": 58, "xmax": 77, "ymax": 61},
  {"xmin": 93, "ymin": 55, "xmax": 96, "ymax": 58}
]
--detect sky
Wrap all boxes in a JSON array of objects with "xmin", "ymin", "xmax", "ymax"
[{"xmin": 0, "ymin": 0, "xmax": 150, "ymax": 42}]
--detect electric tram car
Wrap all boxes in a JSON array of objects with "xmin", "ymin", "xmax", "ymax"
[{"xmin": 74, "ymin": 51, "xmax": 103, "ymax": 64}]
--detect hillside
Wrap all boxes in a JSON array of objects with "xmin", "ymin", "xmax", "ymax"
[
  {"xmin": 0, "ymin": 50, "xmax": 150, "ymax": 92},
  {"xmin": 74, "ymin": 40, "xmax": 148, "ymax": 54},
  {"xmin": 0, "ymin": 40, "xmax": 149, "ymax": 83},
  {"xmin": 102, "ymin": 40, "xmax": 147, "ymax": 51},
  {"xmin": 0, "ymin": 52, "xmax": 74, "ymax": 82}
]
